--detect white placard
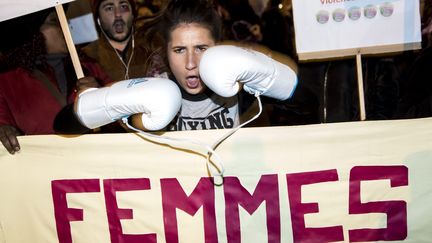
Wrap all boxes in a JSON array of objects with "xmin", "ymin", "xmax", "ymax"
[
  {"xmin": 69, "ymin": 13, "xmax": 98, "ymax": 45},
  {"xmin": 292, "ymin": 0, "xmax": 422, "ymax": 60},
  {"xmin": 0, "ymin": 0, "xmax": 74, "ymax": 22}
]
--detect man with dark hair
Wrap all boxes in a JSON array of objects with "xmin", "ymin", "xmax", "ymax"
[{"xmin": 81, "ymin": 0, "xmax": 165, "ymax": 82}]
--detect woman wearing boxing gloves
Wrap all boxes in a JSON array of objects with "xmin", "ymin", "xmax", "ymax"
[
  {"xmin": 130, "ymin": 0, "xmax": 298, "ymax": 131},
  {"xmin": 54, "ymin": 0, "xmax": 298, "ymax": 134}
]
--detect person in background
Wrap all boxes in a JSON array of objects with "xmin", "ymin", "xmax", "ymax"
[
  {"xmin": 214, "ymin": 0, "xmax": 263, "ymax": 44},
  {"xmin": 0, "ymin": 8, "xmax": 112, "ymax": 154},
  {"xmin": 260, "ymin": 0, "xmax": 296, "ymax": 58},
  {"xmin": 138, "ymin": 4, "xmax": 154, "ymax": 18},
  {"xmin": 214, "ymin": 0, "xmax": 305, "ymax": 126},
  {"xmin": 81, "ymin": 0, "xmax": 166, "ymax": 82},
  {"xmin": 392, "ymin": 0, "xmax": 432, "ymax": 119}
]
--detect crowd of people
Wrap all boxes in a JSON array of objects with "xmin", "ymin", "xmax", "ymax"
[{"xmin": 0, "ymin": 0, "xmax": 431, "ymax": 154}]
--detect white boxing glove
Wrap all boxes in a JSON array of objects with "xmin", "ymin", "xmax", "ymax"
[
  {"xmin": 199, "ymin": 45, "xmax": 298, "ymax": 100},
  {"xmin": 76, "ymin": 78, "xmax": 182, "ymax": 131}
]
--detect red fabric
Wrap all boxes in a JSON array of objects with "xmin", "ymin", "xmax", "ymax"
[{"xmin": 0, "ymin": 62, "xmax": 112, "ymax": 135}]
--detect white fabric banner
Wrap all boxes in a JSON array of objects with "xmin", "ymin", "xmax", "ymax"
[
  {"xmin": 292, "ymin": 0, "xmax": 422, "ymax": 60},
  {"xmin": 0, "ymin": 118, "xmax": 431, "ymax": 242},
  {"xmin": 0, "ymin": 0, "xmax": 74, "ymax": 22}
]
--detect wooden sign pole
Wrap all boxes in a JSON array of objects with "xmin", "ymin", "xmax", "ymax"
[
  {"xmin": 356, "ymin": 51, "xmax": 366, "ymax": 121},
  {"xmin": 55, "ymin": 4, "xmax": 84, "ymax": 79}
]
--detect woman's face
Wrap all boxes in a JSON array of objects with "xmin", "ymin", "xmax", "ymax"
[{"xmin": 167, "ymin": 23, "xmax": 216, "ymax": 95}]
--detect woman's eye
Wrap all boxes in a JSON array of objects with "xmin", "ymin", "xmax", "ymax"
[
  {"xmin": 173, "ymin": 48, "xmax": 184, "ymax": 53},
  {"xmin": 196, "ymin": 46, "xmax": 208, "ymax": 53}
]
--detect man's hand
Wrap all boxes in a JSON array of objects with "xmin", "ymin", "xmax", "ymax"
[
  {"xmin": 76, "ymin": 77, "xmax": 100, "ymax": 93},
  {"xmin": 0, "ymin": 125, "xmax": 21, "ymax": 154}
]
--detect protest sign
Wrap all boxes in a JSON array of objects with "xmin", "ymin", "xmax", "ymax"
[
  {"xmin": 0, "ymin": 118, "xmax": 431, "ymax": 242},
  {"xmin": 292, "ymin": 0, "xmax": 422, "ymax": 60}
]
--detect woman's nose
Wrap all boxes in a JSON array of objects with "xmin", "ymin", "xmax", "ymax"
[{"xmin": 186, "ymin": 53, "xmax": 198, "ymax": 70}]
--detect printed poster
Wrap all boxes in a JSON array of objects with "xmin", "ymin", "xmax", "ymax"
[{"xmin": 292, "ymin": 0, "xmax": 422, "ymax": 60}]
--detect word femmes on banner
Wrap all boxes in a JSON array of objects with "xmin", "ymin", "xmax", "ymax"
[
  {"xmin": 52, "ymin": 165, "xmax": 408, "ymax": 243},
  {"xmin": 320, "ymin": 0, "xmax": 356, "ymax": 4}
]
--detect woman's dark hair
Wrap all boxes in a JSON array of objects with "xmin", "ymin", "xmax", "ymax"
[
  {"xmin": 137, "ymin": 0, "xmax": 222, "ymax": 46},
  {"xmin": 0, "ymin": 9, "xmax": 52, "ymax": 72},
  {"xmin": 159, "ymin": 0, "xmax": 222, "ymax": 43},
  {"xmin": 0, "ymin": 32, "xmax": 47, "ymax": 72},
  {"xmin": 136, "ymin": 0, "xmax": 222, "ymax": 75}
]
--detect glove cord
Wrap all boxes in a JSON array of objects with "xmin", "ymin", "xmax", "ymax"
[
  {"xmin": 204, "ymin": 93, "xmax": 262, "ymax": 185},
  {"xmin": 210, "ymin": 93, "xmax": 262, "ymax": 150},
  {"xmin": 122, "ymin": 118, "xmax": 225, "ymax": 185},
  {"xmin": 121, "ymin": 93, "xmax": 263, "ymax": 186}
]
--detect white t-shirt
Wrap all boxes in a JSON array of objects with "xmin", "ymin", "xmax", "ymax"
[{"xmin": 170, "ymin": 90, "xmax": 239, "ymax": 131}]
